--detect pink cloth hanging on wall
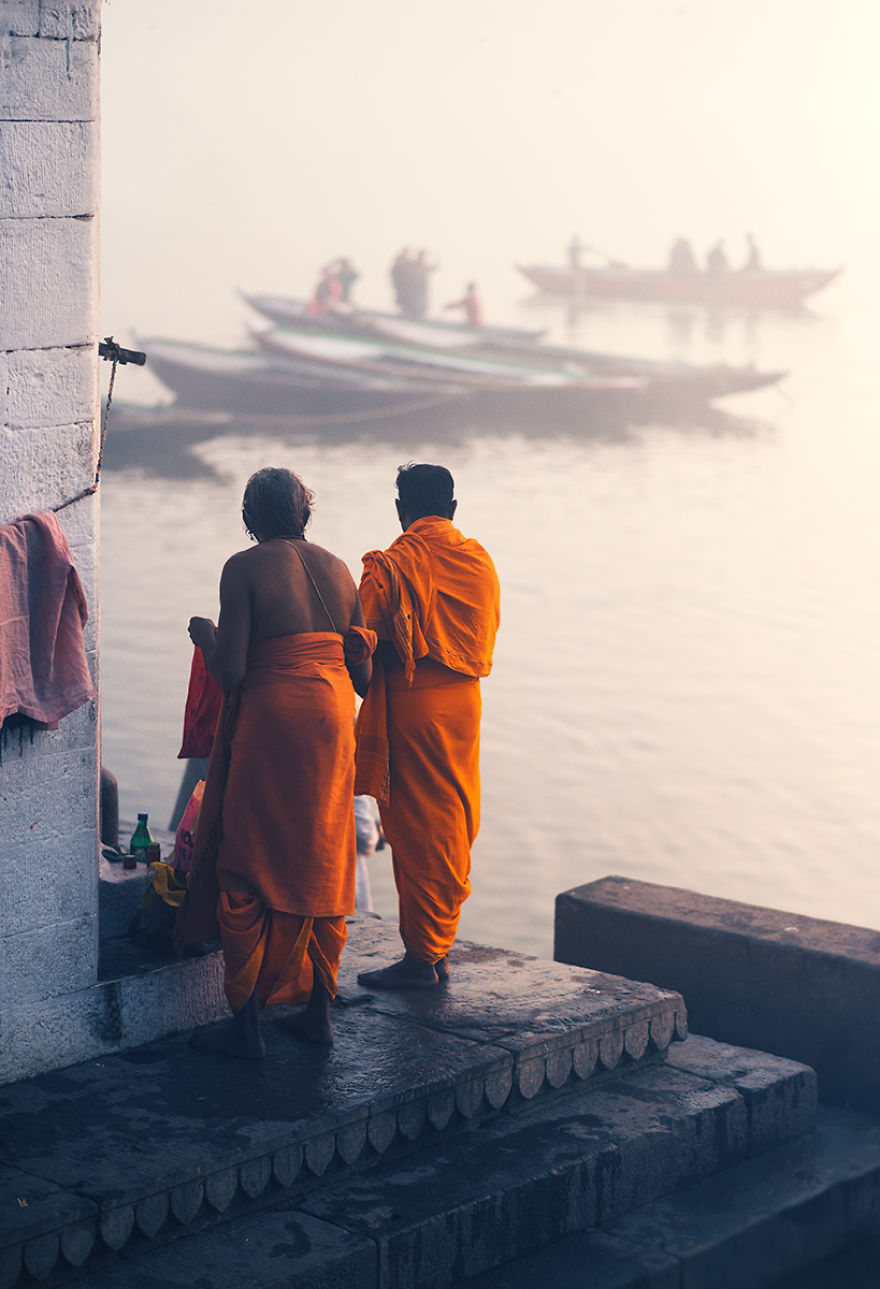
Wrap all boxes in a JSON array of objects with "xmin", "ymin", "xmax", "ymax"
[{"xmin": 0, "ymin": 511, "xmax": 94, "ymax": 730}]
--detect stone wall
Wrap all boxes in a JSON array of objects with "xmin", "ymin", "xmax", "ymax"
[{"xmin": 0, "ymin": 1, "xmax": 101, "ymax": 1080}]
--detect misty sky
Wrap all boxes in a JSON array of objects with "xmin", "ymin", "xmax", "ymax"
[{"xmin": 100, "ymin": 1, "xmax": 879, "ymax": 342}]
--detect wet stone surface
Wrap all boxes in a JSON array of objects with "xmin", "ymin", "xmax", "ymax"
[
  {"xmin": 0, "ymin": 916, "xmax": 684, "ymax": 1278},
  {"xmin": 343, "ymin": 918, "xmax": 683, "ymax": 1054}
]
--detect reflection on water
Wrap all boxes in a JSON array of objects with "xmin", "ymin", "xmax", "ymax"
[{"xmin": 100, "ymin": 297, "xmax": 880, "ymax": 958}]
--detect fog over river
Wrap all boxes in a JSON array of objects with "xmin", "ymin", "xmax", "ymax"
[{"xmin": 99, "ymin": 1, "xmax": 880, "ymax": 955}]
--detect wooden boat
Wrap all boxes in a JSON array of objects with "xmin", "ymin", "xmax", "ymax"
[
  {"xmin": 466, "ymin": 335, "xmax": 786, "ymax": 402},
  {"xmin": 242, "ymin": 292, "xmax": 546, "ymax": 346},
  {"xmin": 255, "ymin": 320, "xmax": 784, "ymax": 405},
  {"xmin": 251, "ymin": 325, "xmax": 646, "ymax": 402},
  {"xmin": 142, "ymin": 339, "xmax": 467, "ymax": 418},
  {"xmin": 140, "ymin": 309, "xmax": 782, "ymax": 431},
  {"xmin": 518, "ymin": 264, "xmax": 841, "ymax": 308}
]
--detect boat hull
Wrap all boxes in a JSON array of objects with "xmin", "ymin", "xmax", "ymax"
[
  {"xmin": 145, "ymin": 346, "xmax": 460, "ymax": 419},
  {"xmin": 518, "ymin": 264, "xmax": 841, "ymax": 308},
  {"xmin": 242, "ymin": 292, "xmax": 546, "ymax": 345}
]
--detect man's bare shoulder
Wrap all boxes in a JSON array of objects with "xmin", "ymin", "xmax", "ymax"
[
  {"xmin": 300, "ymin": 542, "xmax": 356, "ymax": 582},
  {"xmin": 220, "ymin": 546, "xmax": 263, "ymax": 578}
]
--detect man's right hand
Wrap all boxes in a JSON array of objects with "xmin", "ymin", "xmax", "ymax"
[{"xmin": 188, "ymin": 617, "xmax": 217, "ymax": 651}]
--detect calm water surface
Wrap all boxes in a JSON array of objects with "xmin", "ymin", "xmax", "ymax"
[{"xmin": 100, "ymin": 287, "xmax": 880, "ymax": 958}]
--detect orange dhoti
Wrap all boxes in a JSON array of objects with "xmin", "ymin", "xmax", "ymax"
[
  {"xmin": 355, "ymin": 517, "xmax": 500, "ymax": 967},
  {"xmin": 381, "ymin": 656, "xmax": 482, "ymax": 963},
  {"xmin": 177, "ymin": 630, "xmax": 373, "ymax": 1011}
]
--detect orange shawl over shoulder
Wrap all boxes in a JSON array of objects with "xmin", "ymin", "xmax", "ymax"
[{"xmin": 355, "ymin": 517, "xmax": 500, "ymax": 804}]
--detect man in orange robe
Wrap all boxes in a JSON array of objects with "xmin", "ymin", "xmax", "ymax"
[
  {"xmin": 355, "ymin": 464, "xmax": 500, "ymax": 988},
  {"xmin": 176, "ymin": 467, "xmax": 374, "ymax": 1056}
]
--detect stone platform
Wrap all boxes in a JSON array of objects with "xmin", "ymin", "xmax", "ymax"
[
  {"xmin": 1, "ymin": 916, "xmax": 688, "ymax": 1286},
  {"xmin": 4, "ymin": 915, "xmax": 844, "ymax": 1289}
]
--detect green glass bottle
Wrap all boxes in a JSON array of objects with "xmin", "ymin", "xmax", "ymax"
[{"xmin": 129, "ymin": 812, "xmax": 154, "ymax": 861}]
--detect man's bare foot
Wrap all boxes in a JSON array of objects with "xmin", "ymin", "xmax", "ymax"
[
  {"xmin": 435, "ymin": 955, "xmax": 450, "ymax": 981},
  {"xmin": 189, "ymin": 1022, "xmax": 266, "ymax": 1059},
  {"xmin": 274, "ymin": 1009, "xmax": 334, "ymax": 1045},
  {"xmin": 275, "ymin": 975, "xmax": 334, "ymax": 1044},
  {"xmin": 357, "ymin": 956, "xmax": 439, "ymax": 989}
]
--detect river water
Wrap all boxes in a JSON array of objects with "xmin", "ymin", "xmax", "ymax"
[{"xmin": 99, "ymin": 282, "xmax": 880, "ymax": 959}]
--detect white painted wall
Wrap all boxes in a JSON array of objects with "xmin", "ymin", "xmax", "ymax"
[{"xmin": 0, "ymin": 1, "xmax": 101, "ymax": 1064}]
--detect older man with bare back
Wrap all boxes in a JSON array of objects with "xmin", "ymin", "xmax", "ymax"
[{"xmin": 177, "ymin": 467, "xmax": 375, "ymax": 1057}]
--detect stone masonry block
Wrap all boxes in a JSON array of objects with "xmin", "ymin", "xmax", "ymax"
[
  {"xmin": 39, "ymin": 1, "xmax": 100, "ymax": 39},
  {"xmin": 0, "ymin": 986, "xmax": 105, "ymax": 1083},
  {"xmin": 0, "ymin": 913, "xmax": 97, "ymax": 1003},
  {"xmin": 0, "ymin": 825, "xmax": 96, "ymax": 936},
  {"xmin": 0, "ymin": 1, "xmax": 39, "ymax": 36},
  {"xmin": 4, "ymin": 344, "xmax": 97, "ymax": 428},
  {"xmin": 62, "ymin": 526, "xmax": 97, "ymax": 594},
  {"xmin": 0, "ymin": 121, "xmax": 95, "ymax": 217},
  {"xmin": 0, "ymin": 744, "xmax": 98, "ymax": 842},
  {"xmin": 114, "ymin": 957, "xmax": 228, "ymax": 1045},
  {"xmin": 0, "ymin": 218, "xmax": 96, "ymax": 349},
  {"xmin": 555, "ymin": 876, "xmax": 880, "ymax": 1114},
  {"xmin": 0, "ymin": 698, "xmax": 97, "ymax": 771},
  {"xmin": 98, "ymin": 858, "xmax": 147, "ymax": 941},
  {"xmin": 0, "ymin": 951, "xmax": 227, "ymax": 1083},
  {"xmin": 667, "ymin": 1035, "xmax": 818, "ymax": 1158},
  {"xmin": 54, "ymin": 491, "xmax": 96, "ymax": 549},
  {"xmin": 0, "ymin": 422, "xmax": 97, "ymax": 516},
  {"xmin": 0, "ymin": 35, "xmax": 97, "ymax": 120}
]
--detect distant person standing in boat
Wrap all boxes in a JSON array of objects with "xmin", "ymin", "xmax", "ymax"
[
  {"xmin": 336, "ymin": 257, "xmax": 360, "ymax": 303},
  {"xmin": 409, "ymin": 249, "xmax": 438, "ymax": 318},
  {"xmin": 390, "ymin": 247, "xmax": 412, "ymax": 311},
  {"xmin": 742, "ymin": 233, "xmax": 763, "ymax": 272},
  {"xmin": 668, "ymin": 236, "xmax": 697, "ymax": 275},
  {"xmin": 706, "ymin": 240, "xmax": 729, "ymax": 274},
  {"xmin": 444, "ymin": 282, "xmax": 483, "ymax": 328},
  {"xmin": 568, "ymin": 234, "xmax": 584, "ymax": 271},
  {"xmin": 176, "ymin": 467, "xmax": 375, "ymax": 1057}
]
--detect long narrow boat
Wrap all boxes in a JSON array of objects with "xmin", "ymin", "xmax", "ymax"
[
  {"xmin": 255, "ymin": 319, "xmax": 785, "ymax": 405},
  {"xmin": 245, "ymin": 291, "xmax": 787, "ymax": 401},
  {"xmin": 251, "ymin": 325, "xmax": 648, "ymax": 402},
  {"xmin": 141, "ymin": 339, "xmax": 468, "ymax": 418},
  {"xmin": 518, "ymin": 263, "xmax": 841, "ymax": 308},
  {"xmin": 242, "ymin": 292, "xmax": 546, "ymax": 346},
  {"xmin": 358, "ymin": 315, "xmax": 786, "ymax": 401}
]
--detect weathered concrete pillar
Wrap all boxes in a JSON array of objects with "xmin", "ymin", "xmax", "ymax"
[{"xmin": 0, "ymin": 0, "xmax": 101, "ymax": 1080}]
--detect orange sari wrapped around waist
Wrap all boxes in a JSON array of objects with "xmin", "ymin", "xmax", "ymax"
[{"xmin": 176, "ymin": 627, "xmax": 375, "ymax": 1010}]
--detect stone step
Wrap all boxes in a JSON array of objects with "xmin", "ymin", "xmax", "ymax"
[
  {"xmin": 0, "ymin": 918, "xmax": 686, "ymax": 1288},
  {"xmin": 775, "ymin": 1237, "xmax": 880, "ymax": 1289},
  {"xmin": 460, "ymin": 1103, "xmax": 880, "ymax": 1289},
  {"xmin": 63, "ymin": 1036, "xmax": 815, "ymax": 1289}
]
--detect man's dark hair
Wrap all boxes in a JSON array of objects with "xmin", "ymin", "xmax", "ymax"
[
  {"xmin": 396, "ymin": 463, "xmax": 454, "ymax": 520},
  {"xmin": 242, "ymin": 467, "xmax": 314, "ymax": 541}
]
